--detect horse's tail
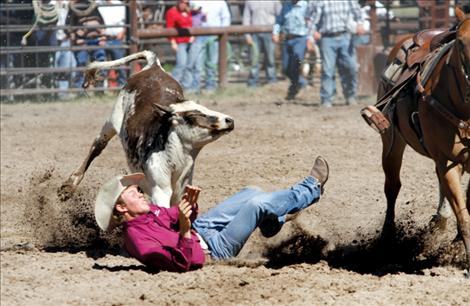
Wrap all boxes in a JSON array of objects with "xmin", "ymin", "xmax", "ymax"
[{"xmin": 83, "ymin": 50, "xmax": 161, "ymax": 89}]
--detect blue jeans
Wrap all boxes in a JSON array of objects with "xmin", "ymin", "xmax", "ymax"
[
  {"xmin": 187, "ymin": 36, "xmax": 205, "ymax": 92},
  {"xmin": 105, "ymin": 39, "xmax": 127, "ymax": 86},
  {"xmin": 247, "ymin": 33, "xmax": 277, "ymax": 86},
  {"xmin": 172, "ymin": 42, "xmax": 192, "ymax": 89},
  {"xmin": 282, "ymin": 36, "xmax": 307, "ymax": 93},
  {"xmin": 74, "ymin": 39, "xmax": 106, "ymax": 88},
  {"xmin": 204, "ymin": 36, "xmax": 218, "ymax": 90},
  {"xmin": 55, "ymin": 40, "xmax": 77, "ymax": 97},
  {"xmin": 187, "ymin": 35, "xmax": 218, "ymax": 91},
  {"xmin": 319, "ymin": 33, "xmax": 357, "ymax": 104},
  {"xmin": 193, "ymin": 176, "xmax": 321, "ymax": 259}
]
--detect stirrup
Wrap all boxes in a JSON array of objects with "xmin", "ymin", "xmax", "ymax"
[{"xmin": 360, "ymin": 105, "xmax": 390, "ymax": 134}]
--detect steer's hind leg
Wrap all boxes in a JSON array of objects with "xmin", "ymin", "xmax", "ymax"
[
  {"xmin": 381, "ymin": 129, "xmax": 406, "ymax": 238},
  {"xmin": 59, "ymin": 121, "xmax": 117, "ymax": 200}
]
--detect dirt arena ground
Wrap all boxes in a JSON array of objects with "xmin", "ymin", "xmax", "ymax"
[{"xmin": 1, "ymin": 82, "xmax": 469, "ymax": 305}]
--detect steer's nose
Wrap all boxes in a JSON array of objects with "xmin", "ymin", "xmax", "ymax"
[{"xmin": 225, "ymin": 117, "xmax": 234, "ymax": 129}]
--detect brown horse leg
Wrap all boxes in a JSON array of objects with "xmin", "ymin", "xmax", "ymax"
[
  {"xmin": 381, "ymin": 130, "xmax": 406, "ymax": 237},
  {"xmin": 438, "ymin": 162, "xmax": 470, "ymax": 277},
  {"xmin": 58, "ymin": 121, "xmax": 117, "ymax": 200},
  {"xmin": 429, "ymin": 180, "xmax": 453, "ymax": 231}
]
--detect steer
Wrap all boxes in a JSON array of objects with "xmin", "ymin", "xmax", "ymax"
[{"xmin": 60, "ymin": 50, "xmax": 234, "ymax": 207}]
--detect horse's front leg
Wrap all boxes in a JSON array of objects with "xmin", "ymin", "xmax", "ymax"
[
  {"xmin": 429, "ymin": 182, "xmax": 453, "ymax": 231},
  {"xmin": 438, "ymin": 161, "xmax": 470, "ymax": 277},
  {"xmin": 381, "ymin": 129, "xmax": 407, "ymax": 238}
]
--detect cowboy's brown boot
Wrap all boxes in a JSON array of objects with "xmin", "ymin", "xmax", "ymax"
[{"xmin": 310, "ymin": 156, "xmax": 329, "ymax": 194}]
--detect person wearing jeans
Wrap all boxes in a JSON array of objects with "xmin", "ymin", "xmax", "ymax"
[
  {"xmin": 246, "ymin": 33, "xmax": 278, "ymax": 87},
  {"xmin": 188, "ymin": 1, "xmax": 230, "ymax": 92},
  {"xmin": 273, "ymin": 1, "xmax": 309, "ymax": 100},
  {"xmin": 243, "ymin": 0, "xmax": 281, "ymax": 87},
  {"xmin": 94, "ymin": 156, "xmax": 329, "ymax": 272},
  {"xmin": 55, "ymin": 39, "xmax": 77, "ymax": 98},
  {"xmin": 99, "ymin": 0, "xmax": 127, "ymax": 87},
  {"xmin": 319, "ymin": 33, "xmax": 358, "ymax": 107},
  {"xmin": 308, "ymin": 0, "xmax": 365, "ymax": 107},
  {"xmin": 166, "ymin": 0, "xmax": 193, "ymax": 90}
]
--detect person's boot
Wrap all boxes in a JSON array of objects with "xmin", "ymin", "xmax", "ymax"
[{"xmin": 310, "ymin": 156, "xmax": 329, "ymax": 194}]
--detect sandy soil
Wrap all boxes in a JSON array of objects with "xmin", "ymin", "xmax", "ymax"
[{"xmin": 1, "ymin": 82, "xmax": 469, "ymax": 305}]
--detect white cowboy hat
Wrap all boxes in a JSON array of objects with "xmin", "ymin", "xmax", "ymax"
[{"xmin": 94, "ymin": 173, "xmax": 145, "ymax": 231}]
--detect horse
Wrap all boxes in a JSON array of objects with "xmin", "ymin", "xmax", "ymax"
[{"xmin": 371, "ymin": 7, "xmax": 470, "ymax": 276}]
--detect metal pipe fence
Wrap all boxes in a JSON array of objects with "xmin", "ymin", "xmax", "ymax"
[{"xmin": 0, "ymin": 0, "xmax": 456, "ymax": 102}]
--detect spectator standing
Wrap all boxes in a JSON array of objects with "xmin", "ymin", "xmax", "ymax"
[
  {"xmin": 308, "ymin": 0, "xmax": 365, "ymax": 107},
  {"xmin": 98, "ymin": 0, "xmax": 127, "ymax": 87},
  {"xmin": 273, "ymin": 0, "xmax": 309, "ymax": 100},
  {"xmin": 20, "ymin": 0, "xmax": 59, "ymax": 98},
  {"xmin": 186, "ymin": 3, "xmax": 205, "ymax": 92},
  {"xmin": 188, "ymin": 1, "xmax": 230, "ymax": 92},
  {"xmin": 243, "ymin": 0, "xmax": 281, "ymax": 87},
  {"xmin": 55, "ymin": 0, "xmax": 77, "ymax": 99},
  {"xmin": 66, "ymin": 0, "xmax": 106, "ymax": 89},
  {"xmin": 165, "ymin": 0, "xmax": 193, "ymax": 90}
]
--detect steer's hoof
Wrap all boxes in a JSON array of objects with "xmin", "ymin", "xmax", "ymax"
[{"xmin": 57, "ymin": 182, "xmax": 76, "ymax": 201}]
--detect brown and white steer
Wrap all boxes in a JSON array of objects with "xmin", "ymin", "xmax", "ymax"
[{"xmin": 60, "ymin": 50, "xmax": 234, "ymax": 207}]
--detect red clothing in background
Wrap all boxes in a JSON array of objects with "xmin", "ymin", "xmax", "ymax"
[{"xmin": 165, "ymin": 6, "xmax": 192, "ymax": 43}]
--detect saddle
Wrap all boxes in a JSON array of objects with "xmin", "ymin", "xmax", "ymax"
[{"xmin": 361, "ymin": 28, "xmax": 456, "ymax": 134}]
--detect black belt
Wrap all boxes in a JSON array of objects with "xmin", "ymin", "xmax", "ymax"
[
  {"xmin": 284, "ymin": 34, "xmax": 304, "ymax": 40},
  {"xmin": 322, "ymin": 31, "xmax": 347, "ymax": 37}
]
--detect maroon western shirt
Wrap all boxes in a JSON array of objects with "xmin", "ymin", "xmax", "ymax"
[{"xmin": 123, "ymin": 204, "xmax": 205, "ymax": 272}]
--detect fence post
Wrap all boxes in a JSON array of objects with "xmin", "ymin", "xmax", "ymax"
[
  {"xmin": 218, "ymin": 32, "xmax": 228, "ymax": 89},
  {"xmin": 129, "ymin": 0, "xmax": 138, "ymax": 73}
]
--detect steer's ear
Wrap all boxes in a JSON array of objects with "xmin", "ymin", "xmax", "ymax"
[{"xmin": 153, "ymin": 103, "xmax": 172, "ymax": 116}]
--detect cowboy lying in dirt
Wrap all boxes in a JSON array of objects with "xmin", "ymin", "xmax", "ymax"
[{"xmin": 94, "ymin": 156, "xmax": 329, "ymax": 272}]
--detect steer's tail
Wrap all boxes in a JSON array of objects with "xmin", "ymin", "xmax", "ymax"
[{"xmin": 83, "ymin": 50, "xmax": 161, "ymax": 89}]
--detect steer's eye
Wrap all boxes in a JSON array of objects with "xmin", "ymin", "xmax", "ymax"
[
  {"xmin": 137, "ymin": 186, "xmax": 143, "ymax": 193},
  {"xmin": 184, "ymin": 112, "xmax": 206, "ymax": 123}
]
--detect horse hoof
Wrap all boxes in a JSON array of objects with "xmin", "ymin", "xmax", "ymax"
[{"xmin": 428, "ymin": 214, "xmax": 447, "ymax": 232}]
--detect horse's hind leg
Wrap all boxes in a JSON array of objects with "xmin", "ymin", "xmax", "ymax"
[
  {"xmin": 381, "ymin": 130, "xmax": 407, "ymax": 236},
  {"xmin": 58, "ymin": 120, "xmax": 117, "ymax": 199},
  {"xmin": 437, "ymin": 162, "xmax": 470, "ymax": 277}
]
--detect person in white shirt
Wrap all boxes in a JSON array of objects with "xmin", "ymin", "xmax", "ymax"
[
  {"xmin": 187, "ymin": 0, "xmax": 231, "ymax": 92},
  {"xmin": 98, "ymin": 0, "xmax": 127, "ymax": 87}
]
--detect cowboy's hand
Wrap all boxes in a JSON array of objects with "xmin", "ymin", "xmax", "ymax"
[
  {"xmin": 178, "ymin": 198, "xmax": 192, "ymax": 238},
  {"xmin": 184, "ymin": 185, "xmax": 201, "ymax": 208}
]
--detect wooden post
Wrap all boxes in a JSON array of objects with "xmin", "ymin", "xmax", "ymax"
[
  {"xmin": 129, "ymin": 0, "xmax": 138, "ymax": 74},
  {"xmin": 218, "ymin": 32, "xmax": 228, "ymax": 89}
]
